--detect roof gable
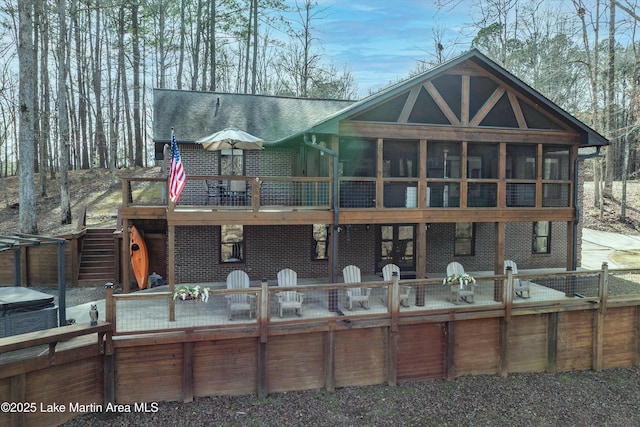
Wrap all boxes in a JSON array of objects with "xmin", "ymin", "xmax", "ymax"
[{"xmin": 297, "ymin": 49, "xmax": 607, "ymax": 147}]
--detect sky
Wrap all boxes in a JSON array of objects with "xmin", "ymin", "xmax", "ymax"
[{"xmin": 282, "ymin": 0, "xmax": 474, "ymax": 97}]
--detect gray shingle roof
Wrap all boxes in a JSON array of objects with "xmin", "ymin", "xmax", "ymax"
[
  {"xmin": 153, "ymin": 89, "xmax": 354, "ymax": 144},
  {"xmin": 154, "ymin": 49, "xmax": 608, "ymax": 149}
]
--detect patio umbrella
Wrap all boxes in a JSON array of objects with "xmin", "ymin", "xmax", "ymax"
[{"xmin": 196, "ymin": 127, "xmax": 264, "ymax": 175}]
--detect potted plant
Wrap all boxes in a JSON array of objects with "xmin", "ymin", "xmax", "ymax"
[
  {"xmin": 172, "ymin": 285, "xmax": 210, "ymax": 302},
  {"xmin": 443, "ymin": 273, "xmax": 476, "ymax": 289}
]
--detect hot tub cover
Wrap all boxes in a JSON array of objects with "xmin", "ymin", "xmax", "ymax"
[{"xmin": 0, "ymin": 287, "xmax": 55, "ymax": 316}]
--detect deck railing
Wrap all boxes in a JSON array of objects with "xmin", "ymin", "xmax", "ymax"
[
  {"xmin": 120, "ymin": 175, "xmax": 573, "ymax": 211},
  {"xmin": 103, "ymin": 264, "xmax": 639, "ymax": 336}
]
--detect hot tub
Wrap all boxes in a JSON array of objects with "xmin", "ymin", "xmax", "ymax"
[{"xmin": 0, "ymin": 287, "xmax": 58, "ymax": 338}]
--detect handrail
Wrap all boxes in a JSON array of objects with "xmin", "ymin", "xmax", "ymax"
[
  {"xmin": 0, "ymin": 321, "xmax": 112, "ymax": 354},
  {"xmin": 75, "ymin": 205, "xmax": 87, "ymax": 231}
]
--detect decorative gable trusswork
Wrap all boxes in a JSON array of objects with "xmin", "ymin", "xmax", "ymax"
[{"xmin": 351, "ymin": 62, "xmax": 565, "ymax": 132}]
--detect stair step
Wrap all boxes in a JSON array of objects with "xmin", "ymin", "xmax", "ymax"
[
  {"xmin": 80, "ymin": 261, "xmax": 114, "ymax": 269},
  {"xmin": 78, "ymin": 273, "xmax": 115, "ymax": 281},
  {"xmin": 78, "ymin": 228, "xmax": 117, "ymax": 283}
]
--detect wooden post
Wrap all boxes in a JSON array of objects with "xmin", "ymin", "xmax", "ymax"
[
  {"xmin": 504, "ymin": 266, "xmax": 513, "ymax": 323},
  {"xmin": 103, "ymin": 354, "xmax": 115, "ymax": 405},
  {"xmin": 10, "ymin": 373, "xmax": 26, "ymax": 427},
  {"xmin": 499, "ymin": 318, "xmax": 509, "ymax": 377},
  {"xmin": 388, "ymin": 272, "xmax": 400, "ymax": 387},
  {"xmin": 104, "ymin": 282, "xmax": 114, "ymax": 324},
  {"xmin": 547, "ymin": 312, "xmax": 558, "ymax": 374},
  {"xmin": 257, "ymin": 279, "xmax": 269, "ymax": 398},
  {"xmin": 325, "ymin": 328, "xmax": 335, "ymax": 391},
  {"xmin": 70, "ymin": 236, "xmax": 79, "ymax": 286},
  {"xmin": 494, "ymin": 222, "xmax": 505, "ymax": 301},
  {"xmin": 390, "ymin": 273, "xmax": 400, "ymax": 332},
  {"xmin": 593, "ymin": 262, "xmax": 608, "ymax": 371},
  {"xmin": 103, "ymin": 283, "xmax": 115, "ymax": 405},
  {"xmin": 122, "ymin": 219, "xmax": 130, "ymax": 294},
  {"xmin": 387, "ymin": 327, "xmax": 397, "ymax": 387},
  {"xmin": 376, "ymin": 138, "xmax": 383, "ymax": 209},
  {"xmin": 182, "ymin": 342, "xmax": 194, "ymax": 403},
  {"xmin": 168, "ymin": 224, "xmax": 175, "ymax": 321},
  {"xmin": 259, "ymin": 279, "xmax": 269, "ymax": 343},
  {"xmin": 446, "ymin": 320, "xmax": 455, "ymax": 380}
]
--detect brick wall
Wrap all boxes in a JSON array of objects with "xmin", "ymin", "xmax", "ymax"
[
  {"xmin": 173, "ymin": 220, "xmax": 567, "ymax": 283},
  {"xmin": 173, "ymin": 144, "xmax": 295, "ymax": 206}
]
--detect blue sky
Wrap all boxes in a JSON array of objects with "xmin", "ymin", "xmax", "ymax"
[{"xmin": 283, "ymin": 1, "xmax": 473, "ymax": 97}]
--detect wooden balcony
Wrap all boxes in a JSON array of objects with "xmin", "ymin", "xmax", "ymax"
[{"xmin": 119, "ymin": 175, "xmax": 575, "ymax": 226}]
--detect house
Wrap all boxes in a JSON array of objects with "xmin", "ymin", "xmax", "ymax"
[{"xmin": 121, "ymin": 49, "xmax": 608, "ymax": 292}]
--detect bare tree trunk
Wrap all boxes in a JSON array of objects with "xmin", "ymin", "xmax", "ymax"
[
  {"xmin": 72, "ymin": 2, "xmax": 89, "ymax": 169},
  {"xmin": 191, "ymin": 0, "xmax": 204, "ymax": 91},
  {"xmin": 209, "ymin": 0, "xmax": 216, "ymax": 91},
  {"xmin": 58, "ymin": 0, "xmax": 71, "ymax": 225},
  {"xmin": 620, "ymin": 133, "xmax": 629, "ymax": 219},
  {"xmin": 251, "ymin": 0, "xmax": 258, "ymax": 94},
  {"xmin": 132, "ymin": 1, "xmax": 143, "ymax": 167},
  {"xmin": 177, "ymin": 0, "xmax": 186, "ymax": 90},
  {"xmin": 18, "ymin": 0, "xmax": 38, "ymax": 234},
  {"xmin": 604, "ymin": 0, "xmax": 615, "ymax": 198},
  {"xmin": 593, "ymin": 158, "xmax": 601, "ymax": 208},
  {"xmin": 92, "ymin": 0, "xmax": 107, "ymax": 168},
  {"xmin": 116, "ymin": 6, "xmax": 133, "ymax": 167},
  {"xmin": 158, "ymin": 0, "xmax": 166, "ymax": 89},
  {"xmin": 39, "ymin": 1, "xmax": 52, "ymax": 180},
  {"xmin": 32, "ymin": 0, "xmax": 42, "ymax": 193},
  {"xmin": 243, "ymin": 1, "xmax": 252, "ymax": 94}
]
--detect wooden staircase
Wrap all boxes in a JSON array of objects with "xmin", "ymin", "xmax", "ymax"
[{"xmin": 78, "ymin": 228, "xmax": 116, "ymax": 285}]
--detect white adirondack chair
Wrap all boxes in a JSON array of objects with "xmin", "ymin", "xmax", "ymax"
[
  {"xmin": 276, "ymin": 268, "xmax": 304, "ymax": 317},
  {"xmin": 342, "ymin": 265, "xmax": 371, "ymax": 310},
  {"xmin": 504, "ymin": 260, "xmax": 530, "ymax": 298},
  {"xmin": 225, "ymin": 270, "xmax": 254, "ymax": 320},
  {"xmin": 382, "ymin": 263, "xmax": 411, "ymax": 307},
  {"xmin": 446, "ymin": 262, "xmax": 475, "ymax": 304}
]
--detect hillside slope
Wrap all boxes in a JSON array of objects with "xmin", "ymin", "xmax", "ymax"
[{"xmin": 0, "ymin": 168, "xmax": 160, "ymax": 236}]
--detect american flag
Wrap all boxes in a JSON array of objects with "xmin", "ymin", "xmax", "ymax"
[{"xmin": 169, "ymin": 129, "xmax": 186, "ymax": 203}]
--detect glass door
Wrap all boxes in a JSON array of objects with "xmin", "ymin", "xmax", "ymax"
[{"xmin": 377, "ymin": 225, "xmax": 415, "ymax": 274}]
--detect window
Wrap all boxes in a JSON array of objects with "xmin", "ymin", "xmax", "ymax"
[
  {"xmin": 221, "ymin": 225, "xmax": 244, "ymax": 263},
  {"xmin": 532, "ymin": 222, "xmax": 551, "ymax": 254},
  {"xmin": 312, "ymin": 224, "xmax": 328, "ymax": 260},
  {"xmin": 220, "ymin": 149, "xmax": 244, "ymax": 175},
  {"xmin": 454, "ymin": 222, "xmax": 474, "ymax": 256}
]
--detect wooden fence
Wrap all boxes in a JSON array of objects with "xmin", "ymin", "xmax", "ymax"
[{"xmin": 1, "ymin": 264, "xmax": 640, "ymax": 426}]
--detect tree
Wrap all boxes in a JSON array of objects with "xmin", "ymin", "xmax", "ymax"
[
  {"xmin": 58, "ymin": 0, "xmax": 71, "ymax": 225},
  {"xmin": 18, "ymin": 0, "xmax": 37, "ymax": 233}
]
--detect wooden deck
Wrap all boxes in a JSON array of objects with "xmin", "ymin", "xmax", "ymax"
[
  {"xmin": 2, "ymin": 265, "xmax": 640, "ymax": 427},
  {"xmin": 88, "ymin": 273, "xmax": 577, "ymax": 334}
]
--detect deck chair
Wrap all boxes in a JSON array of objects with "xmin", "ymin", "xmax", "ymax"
[
  {"xmin": 225, "ymin": 270, "xmax": 254, "ymax": 320},
  {"xmin": 204, "ymin": 180, "xmax": 222, "ymax": 205},
  {"xmin": 342, "ymin": 265, "xmax": 371, "ymax": 310},
  {"xmin": 504, "ymin": 260, "xmax": 530, "ymax": 298},
  {"xmin": 446, "ymin": 262, "xmax": 475, "ymax": 304},
  {"xmin": 382, "ymin": 263, "xmax": 411, "ymax": 307},
  {"xmin": 276, "ymin": 268, "xmax": 304, "ymax": 317}
]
